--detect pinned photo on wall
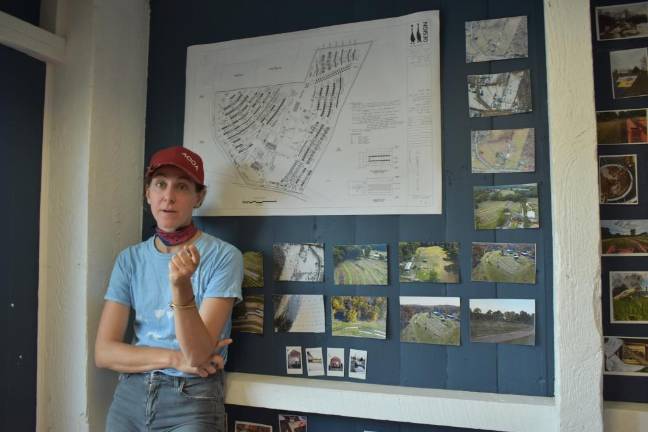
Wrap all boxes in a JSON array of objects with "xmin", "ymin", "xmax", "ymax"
[
  {"xmin": 349, "ymin": 349, "xmax": 368, "ymax": 380},
  {"xmin": 400, "ymin": 296, "xmax": 460, "ymax": 346},
  {"xmin": 465, "ymin": 15, "xmax": 528, "ymax": 62},
  {"xmin": 326, "ymin": 347, "xmax": 345, "ymax": 377},
  {"xmin": 235, "ymin": 421, "xmax": 273, "ymax": 432},
  {"xmin": 596, "ymin": 109, "xmax": 648, "ymax": 145},
  {"xmin": 610, "ymin": 48, "xmax": 648, "ymax": 99},
  {"xmin": 604, "ymin": 336, "xmax": 648, "ymax": 375},
  {"xmin": 278, "ymin": 414, "xmax": 307, "ymax": 432},
  {"xmin": 273, "ymin": 295, "xmax": 325, "ymax": 333},
  {"xmin": 398, "ymin": 241, "xmax": 460, "ymax": 283},
  {"xmin": 609, "ymin": 271, "xmax": 648, "ymax": 323},
  {"xmin": 243, "ymin": 251, "xmax": 264, "ymax": 288},
  {"xmin": 232, "ymin": 295, "xmax": 264, "ymax": 334},
  {"xmin": 471, "ymin": 128, "xmax": 535, "ymax": 173},
  {"xmin": 599, "ymin": 154, "xmax": 638, "ymax": 205},
  {"xmin": 273, "ymin": 243, "xmax": 324, "ymax": 282},
  {"xmin": 333, "ymin": 243, "xmax": 388, "ymax": 285},
  {"xmin": 471, "ymin": 242, "xmax": 536, "ymax": 284},
  {"xmin": 596, "ymin": 2, "xmax": 648, "ymax": 41},
  {"xmin": 331, "ymin": 296, "xmax": 387, "ymax": 339},
  {"xmin": 601, "ymin": 220, "xmax": 648, "ymax": 256},
  {"xmin": 469, "ymin": 298, "xmax": 536, "ymax": 346},
  {"xmin": 468, "ymin": 70, "xmax": 532, "ymax": 117},
  {"xmin": 286, "ymin": 346, "xmax": 303, "ymax": 375},
  {"xmin": 473, "ymin": 183, "xmax": 539, "ymax": 230},
  {"xmin": 305, "ymin": 347, "xmax": 325, "ymax": 377}
]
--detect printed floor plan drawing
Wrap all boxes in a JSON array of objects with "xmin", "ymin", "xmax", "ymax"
[{"xmin": 184, "ymin": 11, "xmax": 442, "ymax": 215}]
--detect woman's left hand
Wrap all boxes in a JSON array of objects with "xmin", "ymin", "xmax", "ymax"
[{"xmin": 169, "ymin": 245, "xmax": 201, "ymax": 290}]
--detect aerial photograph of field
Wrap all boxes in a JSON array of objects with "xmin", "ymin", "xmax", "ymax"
[
  {"xmin": 243, "ymin": 251, "xmax": 264, "ymax": 288},
  {"xmin": 596, "ymin": 109, "xmax": 648, "ymax": 145},
  {"xmin": 610, "ymin": 271, "xmax": 648, "ymax": 323},
  {"xmin": 469, "ymin": 298, "xmax": 535, "ymax": 345},
  {"xmin": 232, "ymin": 295, "xmax": 264, "ymax": 334},
  {"xmin": 610, "ymin": 47, "xmax": 648, "ymax": 99},
  {"xmin": 400, "ymin": 296, "xmax": 460, "ymax": 345},
  {"xmin": 333, "ymin": 243, "xmax": 388, "ymax": 285},
  {"xmin": 331, "ymin": 296, "xmax": 387, "ymax": 339},
  {"xmin": 399, "ymin": 241, "xmax": 460, "ymax": 283},
  {"xmin": 473, "ymin": 183, "xmax": 539, "ymax": 230},
  {"xmin": 471, "ymin": 128, "xmax": 535, "ymax": 173},
  {"xmin": 601, "ymin": 219, "xmax": 648, "ymax": 256},
  {"xmin": 471, "ymin": 242, "xmax": 536, "ymax": 284},
  {"xmin": 273, "ymin": 242, "xmax": 324, "ymax": 282}
]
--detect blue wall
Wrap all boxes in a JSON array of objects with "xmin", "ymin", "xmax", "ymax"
[
  {"xmin": 0, "ymin": 1, "xmax": 44, "ymax": 430},
  {"xmin": 146, "ymin": 0, "xmax": 553, "ymax": 428}
]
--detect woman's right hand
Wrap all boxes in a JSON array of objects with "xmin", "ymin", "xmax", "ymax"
[{"xmin": 172, "ymin": 338, "xmax": 232, "ymax": 377}]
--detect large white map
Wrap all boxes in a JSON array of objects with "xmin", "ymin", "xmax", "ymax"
[{"xmin": 184, "ymin": 11, "xmax": 441, "ymax": 215}]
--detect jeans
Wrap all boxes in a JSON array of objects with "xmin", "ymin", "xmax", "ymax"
[{"xmin": 106, "ymin": 371, "xmax": 226, "ymax": 432}]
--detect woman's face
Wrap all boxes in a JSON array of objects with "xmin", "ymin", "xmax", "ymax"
[{"xmin": 146, "ymin": 166, "xmax": 205, "ymax": 232}]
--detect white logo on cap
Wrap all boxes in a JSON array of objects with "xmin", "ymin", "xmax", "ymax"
[{"xmin": 181, "ymin": 152, "xmax": 199, "ymax": 171}]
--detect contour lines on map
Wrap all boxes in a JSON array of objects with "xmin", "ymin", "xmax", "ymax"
[
  {"xmin": 471, "ymin": 128, "xmax": 535, "ymax": 173},
  {"xmin": 465, "ymin": 15, "xmax": 528, "ymax": 63},
  {"xmin": 467, "ymin": 70, "xmax": 532, "ymax": 118},
  {"xmin": 210, "ymin": 41, "xmax": 372, "ymax": 198}
]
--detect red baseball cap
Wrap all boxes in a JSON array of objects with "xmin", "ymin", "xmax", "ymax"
[{"xmin": 146, "ymin": 146, "xmax": 205, "ymax": 186}]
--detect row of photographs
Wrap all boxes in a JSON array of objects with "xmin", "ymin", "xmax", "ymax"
[
  {"xmin": 285, "ymin": 347, "xmax": 368, "ymax": 380},
  {"xmin": 232, "ymin": 414, "xmax": 307, "ymax": 432},
  {"xmin": 232, "ymin": 295, "xmax": 537, "ymax": 346},
  {"xmin": 243, "ymin": 241, "xmax": 537, "ymax": 286}
]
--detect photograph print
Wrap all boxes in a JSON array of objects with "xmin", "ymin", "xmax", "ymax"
[
  {"xmin": 469, "ymin": 298, "xmax": 535, "ymax": 346},
  {"xmin": 610, "ymin": 271, "xmax": 648, "ymax": 323},
  {"xmin": 473, "ymin": 183, "xmax": 539, "ymax": 230},
  {"xmin": 610, "ymin": 48, "xmax": 648, "ymax": 99},
  {"xmin": 331, "ymin": 296, "xmax": 387, "ymax": 339},
  {"xmin": 468, "ymin": 70, "xmax": 532, "ymax": 117},
  {"xmin": 599, "ymin": 154, "xmax": 638, "ymax": 205},
  {"xmin": 278, "ymin": 414, "xmax": 307, "ymax": 432},
  {"xmin": 596, "ymin": 2, "xmax": 648, "ymax": 41},
  {"xmin": 471, "ymin": 128, "xmax": 535, "ymax": 173},
  {"xmin": 604, "ymin": 336, "xmax": 648, "ymax": 375},
  {"xmin": 333, "ymin": 243, "xmax": 388, "ymax": 285},
  {"xmin": 596, "ymin": 109, "xmax": 648, "ymax": 145},
  {"xmin": 348, "ymin": 349, "xmax": 367, "ymax": 380},
  {"xmin": 243, "ymin": 251, "xmax": 264, "ymax": 288},
  {"xmin": 326, "ymin": 347, "xmax": 345, "ymax": 377},
  {"xmin": 471, "ymin": 242, "xmax": 536, "ymax": 284},
  {"xmin": 273, "ymin": 243, "xmax": 324, "ymax": 282},
  {"xmin": 232, "ymin": 295, "xmax": 264, "ymax": 334},
  {"xmin": 286, "ymin": 346, "xmax": 303, "ymax": 375},
  {"xmin": 601, "ymin": 220, "xmax": 648, "ymax": 256},
  {"xmin": 235, "ymin": 421, "xmax": 273, "ymax": 432},
  {"xmin": 398, "ymin": 241, "xmax": 460, "ymax": 283},
  {"xmin": 305, "ymin": 347, "xmax": 324, "ymax": 377},
  {"xmin": 273, "ymin": 295, "xmax": 325, "ymax": 333},
  {"xmin": 400, "ymin": 296, "xmax": 460, "ymax": 346},
  {"xmin": 465, "ymin": 15, "xmax": 528, "ymax": 63}
]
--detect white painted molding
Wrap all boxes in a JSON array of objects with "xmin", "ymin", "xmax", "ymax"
[
  {"xmin": 225, "ymin": 373, "xmax": 556, "ymax": 432},
  {"xmin": 0, "ymin": 10, "xmax": 65, "ymax": 63},
  {"xmin": 604, "ymin": 402, "xmax": 648, "ymax": 432}
]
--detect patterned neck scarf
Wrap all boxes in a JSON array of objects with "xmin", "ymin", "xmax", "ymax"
[{"xmin": 155, "ymin": 223, "xmax": 198, "ymax": 246}]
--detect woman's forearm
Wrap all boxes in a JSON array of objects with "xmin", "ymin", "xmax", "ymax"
[{"xmin": 95, "ymin": 339, "xmax": 177, "ymax": 373}]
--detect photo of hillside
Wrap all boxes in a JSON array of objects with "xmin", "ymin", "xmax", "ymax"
[{"xmin": 400, "ymin": 296, "xmax": 460, "ymax": 345}]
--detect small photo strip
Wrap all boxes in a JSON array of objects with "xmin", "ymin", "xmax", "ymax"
[
  {"xmin": 349, "ymin": 349, "xmax": 367, "ymax": 380},
  {"xmin": 278, "ymin": 414, "xmax": 307, "ymax": 432},
  {"xmin": 286, "ymin": 346, "xmax": 303, "ymax": 375},
  {"xmin": 305, "ymin": 347, "xmax": 325, "ymax": 377},
  {"xmin": 326, "ymin": 347, "xmax": 345, "ymax": 377},
  {"xmin": 235, "ymin": 421, "xmax": 273, "ymax": 432}
]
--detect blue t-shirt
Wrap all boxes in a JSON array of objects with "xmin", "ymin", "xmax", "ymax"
[{"xmin": 104, "ymin": 232, "xmax": 243, "ymax": 376}]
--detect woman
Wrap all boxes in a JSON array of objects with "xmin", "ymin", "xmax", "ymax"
[{"xmin": 95, "ymin": 146, "xmax": 243, "ymax": 431}]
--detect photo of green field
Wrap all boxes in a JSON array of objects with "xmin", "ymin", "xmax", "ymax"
[
  {"xmin": 471, "ymin": 242, "xmax": 536, "ymax": 284},
  {"xmin": 243, "ymin": 251, "xmax": 263, "ymax": 288},
  {"xmin": 333, "ymin": 244, "xmax": 388, "ymax": 285},
  {"xmin": 232, "ymin": 295, "xmax": 264, "ymax": 334},
  {"xmin": 596, "ymin": 109, "xmax": 648, "ymax": 145},
  {"xmin": 399, "ymin": 242, "xmax": 460, "ymax": 283},
  {"xmin": 610, "ymin": 271, "xmax": 648, "ymax": 323},
  {"xmin": 469, "ymin": 299, "xmax": 535, "ymax": 345},
  {"xmin": 331, "ymin": 296, "xmax": 387, "ymax": 339},
  {"xmin": 474, "ymin": 183, "xmax": 539, "ymax": 230},
  {"xmin": 471, "ymin": 128, "xmax": 535, "ymax": 173},
  {"xmin": 400, "ymin": 296, "xmax": 460, "ymax": 345},
  {"xmin": 601, "ymin": 220, "xmax": 648, "ymax": 256}
]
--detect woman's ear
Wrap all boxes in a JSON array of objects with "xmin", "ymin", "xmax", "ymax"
[
  {"xmin": 145, "ymin": 185, "xmax": 152, "ymax": 205},
  {"xmin": 195, "ymin": 189, "xmax": 207, "ymax": 208}
]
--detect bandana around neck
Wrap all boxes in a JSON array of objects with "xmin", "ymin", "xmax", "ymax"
[{"xmin": 155, "ymin": 223, "xmax": 198, "ymax": 246}]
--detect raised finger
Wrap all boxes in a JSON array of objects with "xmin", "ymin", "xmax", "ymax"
[
  {"xmin": 187, "ymin": 245, "xmax": 200, "ymax": 265},
  {"xmin": 215, "ymin": 338, "xmax": 233, "ymax": 350}
]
